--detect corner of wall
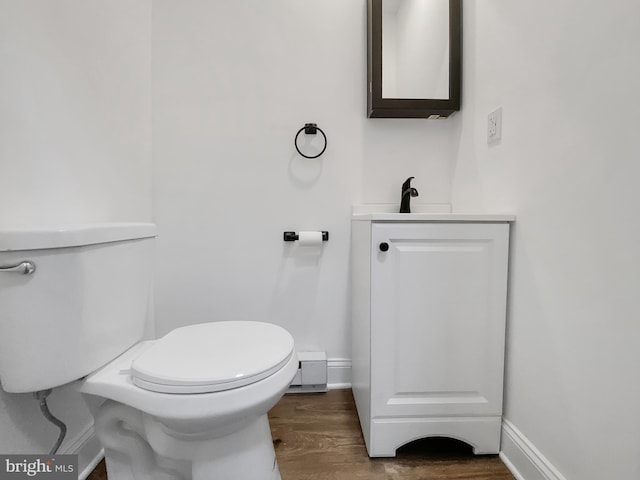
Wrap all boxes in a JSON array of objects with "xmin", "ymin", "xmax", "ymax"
[{"xmin": 500, "ymin": 419, "xmax": 567, "ymax": 480}]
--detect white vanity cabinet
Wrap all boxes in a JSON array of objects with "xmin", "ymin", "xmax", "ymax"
[{"xmin": 351, "ymin": 215, "xmax": 512, "ymax": 457}]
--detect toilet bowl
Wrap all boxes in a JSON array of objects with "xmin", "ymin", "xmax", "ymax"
[
  {"xmin": 83, "ymin": 321, "xmax": 297, "ymax": 480},
  {"xmin": 0, "ymin": 224, "xmax": 297, "ymax": 480}
]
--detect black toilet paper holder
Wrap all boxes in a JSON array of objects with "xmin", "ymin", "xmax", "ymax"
[{"xmin": 283, "ymin": 231, "xmax": 329, "ymax": 242}]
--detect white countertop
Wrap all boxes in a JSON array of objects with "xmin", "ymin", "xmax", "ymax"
[{"xmin": 352, "ymin": 205, "xmax": 515, "ymax": 222}]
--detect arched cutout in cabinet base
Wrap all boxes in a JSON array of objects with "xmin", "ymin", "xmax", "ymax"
[
  {"xmin": 396, "ymin": 436, "xmax": 474, "ymax": 457},
  {"xmin": 365, "ymin": 417, "xmax": 501, "ymax": 458}
]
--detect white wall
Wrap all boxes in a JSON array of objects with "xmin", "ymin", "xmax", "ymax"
[
  {"xmin": 452, "ymin": 2, "xmax": 640, "ymax": 479},
  {"xmin": 0, "ymin": 0, "xmax": 152, "ymax": 228},
  {"xmin": 0, "ymin": 0, "xmax": 152, "ymax": 468},
  {"xmin": 152, "ymin": 0, "xmax": 455, "ymax": 361}
]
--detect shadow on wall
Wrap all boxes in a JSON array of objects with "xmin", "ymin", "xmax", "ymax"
[
  {"xmin": 288, "ymin": 145, "xmax": 326, "ymax": 189},
  {"xmin": 268, "ymin": 240, "xmax": 327, "ymax": 350}
]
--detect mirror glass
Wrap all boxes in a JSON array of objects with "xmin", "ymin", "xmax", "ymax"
[{"xmin": 381, "ymin": 0, "xmax": 449, "ymax": 99}]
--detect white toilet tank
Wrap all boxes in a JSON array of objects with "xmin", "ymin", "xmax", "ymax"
[{"xmin": 0, "ymin": 223, "xmax": 156, "ymax": 393}]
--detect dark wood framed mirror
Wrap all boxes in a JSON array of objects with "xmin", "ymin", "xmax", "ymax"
[{"xmin": 367, "ymin": 0, "xmax": 461, "ymax": 119}]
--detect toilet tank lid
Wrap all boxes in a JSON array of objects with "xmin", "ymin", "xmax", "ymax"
[{"xmin": 0, "ymin": 223, "xmax": 157, "ymax": 251}]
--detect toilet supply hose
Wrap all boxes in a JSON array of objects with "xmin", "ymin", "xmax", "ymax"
[{"xmin": 34, "ymin": 389, "xmax": 67, "ymax": 455}]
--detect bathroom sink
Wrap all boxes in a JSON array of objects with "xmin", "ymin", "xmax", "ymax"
[{"xmin": 351, "ymin": 205, "xmax": 515, "ymax": 222}]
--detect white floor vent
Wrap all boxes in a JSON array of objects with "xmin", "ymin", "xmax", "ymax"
[{"xmin": 288, "ymin": 351, "xmax": 327, "ymax": 393}]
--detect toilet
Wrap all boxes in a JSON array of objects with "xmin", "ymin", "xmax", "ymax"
[{"xmin": 0, "ymin": 223, "xmax": 298, "ymax": 480}]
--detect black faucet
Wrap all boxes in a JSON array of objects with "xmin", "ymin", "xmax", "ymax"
[{"xmin": 399, "ymin": 177, "xmax": 419, "ymax": 213}]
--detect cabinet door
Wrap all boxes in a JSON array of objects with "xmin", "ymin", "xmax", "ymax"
[{"xmin": 370, "ymin": 222, "xmax": 509, "ymax": 418}]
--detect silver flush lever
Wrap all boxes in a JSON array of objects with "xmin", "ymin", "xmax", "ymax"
[{"xmin": 0, "ymin": 261, "xmax": 36, "ymax": 275}]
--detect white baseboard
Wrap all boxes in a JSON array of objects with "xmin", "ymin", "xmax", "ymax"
[
  {"xmin": 500, "ymin": 419, "xmax": 567, "ymax": 480},
  {"xmin": 327, "ymin": 358, "xmax": 351, "ymax": 390},
  {"xmin": 59, "ymin": 423, "xmax": 103, "ymax": 480}
]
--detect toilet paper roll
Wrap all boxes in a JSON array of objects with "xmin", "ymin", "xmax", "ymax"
[{"xmin": 298, "ymin": 231, "xmax": 323, "ymax": 247}]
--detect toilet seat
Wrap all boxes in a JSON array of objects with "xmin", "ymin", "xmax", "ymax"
[{"xmin": 130, "ymin": 321, "xmax": 295, "ymax": 394}]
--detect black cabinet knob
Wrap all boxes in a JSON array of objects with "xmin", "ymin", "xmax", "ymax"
[{"xmin": 379, "ymin": 242, "xmax": 389, "ymax": 252}]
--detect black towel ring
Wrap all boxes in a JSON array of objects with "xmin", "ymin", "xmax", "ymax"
[{"xmin": 294, "ymin": 123, "xmax": 327, "ymax": 159}]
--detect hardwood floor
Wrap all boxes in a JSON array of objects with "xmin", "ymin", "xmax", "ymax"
[
  {"xmin": 87, "ymin": 460, "xmax": 107, "ymax": 480},
  {"xmin": 87, "ymin": 389, "xmax": 514, "ymax": 480}
]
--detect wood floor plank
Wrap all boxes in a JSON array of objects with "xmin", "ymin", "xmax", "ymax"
[{"xmin": 86, "ymin": 389, "xmax": 515, "ymax": 480}]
